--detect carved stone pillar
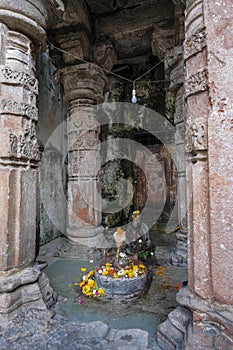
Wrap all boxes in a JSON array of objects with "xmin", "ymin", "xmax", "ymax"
[
  {"xmin": 165, "ymin": 45, "xmax": 188, "ymax": 267},
  {"xmin": 176, "ymin": 0, "xmax": 233, "ymax": 348},
  {"xmin": 59, "ymin": 63, "xmax": 108, "ymax": 248},
  {"xmin": 0, "ymin": 0, "xmax": 60, "ymax": 317},
  {"xmin": 162, "ymin": 2, "xmax": 187, "ymax": 267}
]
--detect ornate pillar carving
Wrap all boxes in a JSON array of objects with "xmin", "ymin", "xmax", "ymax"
[
  {"xmin": 176, "ymin": 0, "xmax": 233, "ymax": 348},
  {"xmin": 0, "ymin": 25, "xmax": 40, "ymax": 272},
  {"xmin": 59, "ymin": 63, "xmax": 108, "ymax": 247},
  {"xmin": 0, "ymin": 0, "xmax": 62, "ymax": 317}
]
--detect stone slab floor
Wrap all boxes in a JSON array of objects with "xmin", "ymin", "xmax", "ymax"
[{"xmin": 0, "ymin": 231, "xmax": 187, "ymax": 350}]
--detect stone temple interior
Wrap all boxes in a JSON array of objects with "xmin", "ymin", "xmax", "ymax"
[{"xmin": 0, "ymin": 0, "xmax": 233, "ymax": 349}]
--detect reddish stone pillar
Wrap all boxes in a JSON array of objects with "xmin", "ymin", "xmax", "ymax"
[
  {"xmin": 176, "ymin": 0, "xmax": 233, "ymax": 347},
  {"xmin": 0, "ymin": 0, "xmax": 60, "ymax": 317},
  {"xmin": 59, "ymin": 63, "xmax": 108, "ymax": 248}
]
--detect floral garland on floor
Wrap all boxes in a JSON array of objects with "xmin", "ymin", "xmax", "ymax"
[
  {"xmin": 69, "ymin": 261, "xmax": 147, "ymax": 299},
  {"xmin": 69, "ymin": 269, "xmax": 105, "ymax": 298}
]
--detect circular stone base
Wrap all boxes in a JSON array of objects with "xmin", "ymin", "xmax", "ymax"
[{"xmin": 95, "ymin": 271, "xmax": 148, "ymax": 296}]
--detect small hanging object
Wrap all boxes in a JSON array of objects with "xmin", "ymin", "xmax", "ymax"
[{"xmin": 131, "ymin": 81, "xmax": 137, "ymax": 103}]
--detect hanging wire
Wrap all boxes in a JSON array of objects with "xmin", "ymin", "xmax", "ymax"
[
  {"xmin": 47, "ymin": 38, "xmax": 133, "ymax": 84},
  {"xmin": 47, "ymin": 38, "xmax": 164, "ymax": 84},
  {"xmin": 46, "ymin": 38, "xmax": 166, "ymax": 103}
]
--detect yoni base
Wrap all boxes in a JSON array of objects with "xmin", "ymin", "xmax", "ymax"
[{"xmin": 95, "ymin": 270, "xmax": 148, "ymax": 296}]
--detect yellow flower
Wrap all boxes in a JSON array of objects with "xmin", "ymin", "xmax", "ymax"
[
  {"xmin": 88, "ymin": 279, "xmax": 95, "ymax": 288},
  {"xmin": 155, "ymin": 267, "xmax": 165, "ymax": 276},
  {"xmin": 105, "ymin": 263, "xmax": 111, "ymax": 267},
  {"xmin": 86, "ymin": 291, "xmax": 93, "ymax": 297},
  {"xmin": 156, "ymin": 267, "xmax": 165, "ymax": 271},
  {"xmin": 80, "ymin": 267, "xmax": 87, "ymax": 272},
  {"xmin": 79, "ymin": 281, "xmax": 86, "ymax": 288},
  {"xmin": 156, "ymin": 271, "xmax": 165, "ymax": 276},
  {"xmin": 82, "ymin": 285, "xmax": 90, "ymax": 294},
  {"xmin": 98, "ymin": 288, "xmax": 105, "ymax": 295},
  {"xmin": 123, "ymin": 269, "xmax": 128, "ymax": 276},
  {"xmin": 102, "ymin": 270, "xmax": 109, "ymax": 276},
  {"xmin": 128, "ymin": 272, "xmax": 134, "ymax": 278},
  {"xmin": 133, "ymin": 265, "xmax": 138, "ymax": 271},
  {"xmin": 139, "ymin": 264, "xmax": 146, "ymax": 269},
  {"xmin": 113, "ymin": 273, "xmax": 119, "ymax": 278},
  {"xmin": 87, "ymin": 270, "xmax": 94, "ymax": 277}
]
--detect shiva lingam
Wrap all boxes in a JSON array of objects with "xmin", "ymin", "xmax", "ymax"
[
  {"xmin": 113, "ymin": 227, "xmax": 126, "ymax": 269},
  {"xmin": 94, "ymin": 211, "xmax": 152, "ymax": 296}
]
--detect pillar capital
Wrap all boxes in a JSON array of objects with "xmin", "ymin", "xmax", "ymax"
[
  {"xmin": 93, "ymin": 36, "xmax": 117, "ymax": 71},
  {"xmin": 0, "ymin": 0, "xmax": 64, "ymax": 45},
  {"xmin": 56, "ymin": 31, "xmax": 91, "ymax": 65},
  {"xmin": 59, "ymin": 63, "xmax": 108, "ymax": 104}
]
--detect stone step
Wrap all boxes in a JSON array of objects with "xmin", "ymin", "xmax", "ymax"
[{"xmin": 156, "ymin": 306, "xmax": 192, "ymax": 350}]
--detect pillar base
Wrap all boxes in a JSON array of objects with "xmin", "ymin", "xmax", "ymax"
[
  {"xmin": 0, "ymin": 264, "xmax": 57, "ymax": 321},
  {"xmin": 176, "ymin": 286, "xmax": 233, "ymax": 348},
  {"xmin": 169, "ymin": 230, "xmax": 188, "ymax": 267},
  {"xmin": 156, "ymin": 305, "xmax": 192, "ymax": 350},
  {"xmin": 66, "ymin": 225, "xmax": 109, "ymax": 248}
]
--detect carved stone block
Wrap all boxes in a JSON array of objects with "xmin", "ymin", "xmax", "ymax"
[
  {"xmin": 184, "ymin": 29, "xmax": 207, "ymax": 59},
  {"xmin": 0, "ymin": 67, "xmax": 38, "ymax": 94},
  {"xmin": 1, "ymin": 100, "xmax": 38, "ymax": 120},
  {"xmin": 185, "ymin": 69, "xmax": 208, "ymax": 97},
  {"xmin": 9, "ymin": 123, "xmax": 41, "ymax": 161},
  {"xmin": 185, "ymin": 116, "xmax": 208, "ymax": 156}
]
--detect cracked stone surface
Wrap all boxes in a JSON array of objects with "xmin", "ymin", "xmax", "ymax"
[{"xmin": 0, "ymin": 309, "xmax": 152, "ymax": 350}]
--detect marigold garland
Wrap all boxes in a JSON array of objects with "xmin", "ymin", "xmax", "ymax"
[
  {"xmin": 96, "ymin": 262, "xmax": 146, "ymax": 278},
  {"xmin": 69, "ymin": 269, "xmax": 105, "ymax": 298}
]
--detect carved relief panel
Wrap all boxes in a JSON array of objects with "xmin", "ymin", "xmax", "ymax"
[{"xmin": 185, "ymin": 116, "xmax": 208, "ymax": 160}]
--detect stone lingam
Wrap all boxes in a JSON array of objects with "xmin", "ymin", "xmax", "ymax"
[{"xmin": 92, "ymin": 211, "xmax": 155, "ymax": 298}]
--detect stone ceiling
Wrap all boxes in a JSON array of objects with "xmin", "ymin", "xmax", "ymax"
[
  {"xmin": 51, "ymin": 0, "xmax": 180, "ymax": 64},
  {"xmin": 85, "ymin": 0, "xmax": 176, "ymax": 59},
  {"xmin": 85, "ymin": 0, "xmax": 176, "ymax": 15}
]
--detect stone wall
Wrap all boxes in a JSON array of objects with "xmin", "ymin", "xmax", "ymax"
[{"xmin": 37, "ymin": 51, "xmax": 67, "ymax": 246}]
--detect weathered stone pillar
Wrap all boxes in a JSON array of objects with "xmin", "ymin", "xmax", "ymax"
[
  {"xmin": 59, "ymin": 63, "xmax": 108, "ymax": 248},
  {"xmin": 176, "ymin": 0, "xmax": 233, "ymax": 347},
  {"xmin": 0, "ymin": 0, "xmax": 60, "ymax": 317},
  {"xmin": 166, "ymin": 45, "xmax": 188, "ymax": 266}
]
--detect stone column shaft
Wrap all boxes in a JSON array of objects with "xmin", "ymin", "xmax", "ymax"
[
  {"xmin": 165, "ymin": 45, "xmax": 188, "ymax": 266},
  {"xmin": 176, "ymin": 0, "xmax": 233, "ymax": 347},
  {"xmin": 0, "ymin": 24, "xmax": 39, "ymax": 273},
  {"xmin": 0, "ymin": 0, "xmax": 62, "ymax": 316},
  {"xmin": 60, "ymin": 63, "xmax": 107, "ymax": 247}
]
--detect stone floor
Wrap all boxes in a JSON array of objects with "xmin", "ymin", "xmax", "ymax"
[{"xmin": 0, "ymin": 230, "xmax": 188, "ymax": 350}]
